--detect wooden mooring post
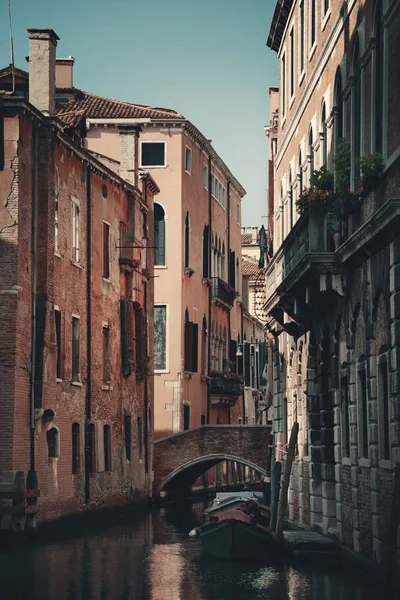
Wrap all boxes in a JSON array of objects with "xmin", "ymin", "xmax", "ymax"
[{"xmin": 275, "ymin": 422, "xmax": 299, "ymax": 542}]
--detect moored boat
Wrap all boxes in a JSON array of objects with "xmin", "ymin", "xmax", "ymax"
[
  {"xmin": 189, "ymin": 507, "xmax": 277, "ymax": 560},
  {"xmin": 205, "ymin": 491, "xmax": 270, "ymax": 524}
]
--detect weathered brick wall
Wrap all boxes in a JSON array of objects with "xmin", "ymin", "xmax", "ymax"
[{"xmin": 153, "ymin": 425, "xmax": 271, "ymax": 494}]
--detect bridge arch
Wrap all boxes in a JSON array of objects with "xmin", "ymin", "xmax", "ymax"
[{"xmin": 159, "ymin": 453, "xmax": 267, "ymax": 492}]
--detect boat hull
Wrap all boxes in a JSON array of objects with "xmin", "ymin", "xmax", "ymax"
[{"xmin": 197, "ymin": 517, "xmax": 273, "ymax": 560}]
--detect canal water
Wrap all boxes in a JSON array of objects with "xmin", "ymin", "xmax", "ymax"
[{"xmin": 0, "ymin": 501, "xmax": 381, "ymax": 600}]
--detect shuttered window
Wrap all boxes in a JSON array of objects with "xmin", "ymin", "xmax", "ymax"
[
  {"xmin": 184, "ymin": 321, "xmax": 198, "ymax": 372},
  {"xmin": 120, "ymin": 299, "xmax": 133, "ymax": 377}
]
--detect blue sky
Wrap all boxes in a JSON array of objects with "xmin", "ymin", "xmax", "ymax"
[{"xmin": 0, "ymin": 0, "xmax": 278, "ymax": 226}]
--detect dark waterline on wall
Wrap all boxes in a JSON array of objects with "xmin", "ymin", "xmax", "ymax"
[{"xmin": 0, "ymin": 501, "xmax": 382, "ymax": 600}]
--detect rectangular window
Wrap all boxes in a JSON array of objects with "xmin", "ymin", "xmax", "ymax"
[
  {"xmin": 236, "ymin": 203, "xmax": 240, "ymax": 224},
  {"xmin": 55, "ymin": 189, "xmax": 60, "ymax": 254},
  {"xmin": 137, "ymin": 416, "xmax": 143, "ymax": 460},
  {"xmin": 102, "ymin": 326, "xmax": 111, "ymax": 383},
  {"xmin": 104, "ymin": 424, "xmax": 111, "ymax": 471},
  {"xmin": 120, "ymin": 298, "xmax": 133, "ymax": 377},
  {"xmin": 324, "ymin": 0, "xmax": 330, "ymax": 15},
  {"xmin": 282, "ymin": 53, "xmax": 286, "ymax": 117},
  {"xmin": 203, "ymin": 164, "xmax": 208, "ymax": 189},
  {"xmin": 201, "ymin": 414, "xmax": 206, "ymax": 425},
  {"xmin": 103, "ymin": 222, "xmax": 110, "ymax": 279},
  {"xmin": 357, "ymin": 367, "xmax": 368, "ymax": 458},
  {"xmin": 299, "ymin": 1, "xmax": 305, "ymax": 73},
  {"xmin": 185, "ymin": 146, "xmax": 192, "ymax": 174},
  {"xmin": 310, "ymin": 0, "xmax": 316, "ymax": 47},
  {"xmin": 54, "ymin": 308, "xmax": 64, "ymax": 379},
  {"xmin": 154, "ymin": 305, "xmax": 167, "ymax": 371},
  {"xmin": 119, "ymin": 221, "xmax": 128, "ymax": 258},
  {"xmin": 378, "ymin": 358, "xmax": 390, "ymax": 460},
  {"xmin": 341, "ymin": 374, "xmax": 350, "ymax": 458},
  {"xmin": 290, "ymin": 27, "xmax": 295, "ymax": 98},
  {"xmin": 72, "ymin": 201, "xmax": 80, "ymax": 263},
  {"xmin": 72, "ymin": 423, "xmax": 80, "ymax": 474},
  {"xmin": 72, "ymin": 316, "xmax": 80, "ymax": 382},
  {"xmin": 140, "ymin": 142, "xmax": 166, "ymax": 167},
  {"xmin": 124, "ymin": 415, "xmax": 132, "ymax": 461},
  {"xmin": 134, "ymin": 304, "xmax": 145, "ymax": 378},
  {"xmin": 183, "ymin": 404, "xmax": 190, "ymax": 431}
]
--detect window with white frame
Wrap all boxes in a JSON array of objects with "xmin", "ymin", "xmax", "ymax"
[
  {"xmin": 72, "ymin": 199, "xmax": 80, "ymax": 263},
  {"xmin": 299, "ymin": 0, "xmax": 305, "ymax": 75},
  {"xmin": 281, "ymin": 52, "xmax": 286, "ymax": 118},
  {"xmin": 211, "ymin": 174, "xmax": 226, "ymax": 208},
  {"xmin": 290, "ymin": 27, "xmax": 295, "ymax": 99},
  {"xmin": 185, "ymin": 146, "xmax": 192, "ymax": 174},
  {"xmin": 203, "ymin": 164, "xmax": 208, "ymax": 189},
  {"xmin": 140, "ymin": 141, "xmax": 166, "ymax": 167},
  {"xmin": 310, "ymin": 0, "xmax": 316, "ymax": 49},
  {"xmin": 103, "ymin": 221, "xmax": 111, "ymax": 280},
  {"xmin": 323, "ymin": 0, "xmax": 330, "ymax": 17}
]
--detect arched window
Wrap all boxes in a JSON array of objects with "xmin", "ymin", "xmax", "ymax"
[
  {"xmin": 104, "ymin": 424, "xmax": 111, "ymax": 471},
  {"xmin": 372, "ymin": 0, "xmax": 384, "ymax": 153},
  {"xmin": 308, "ymin": 127, "xmax": 314, "ymax": 182},
  {"xmin": 351, "ymin": 34, "xmax": 361, "ymax": 188},
  {"xmin": 202, "ymin": 224, "xmax": 209, "ymax": 278},
  {"xmin": 201, "ymin": 315, "xmax": 208, "ymax": 376},
  {"xmin": 184, "ymin": 211, "xmax": 190, "ymax": 268},
  {"xmin": 334, "ymin": 68, "xmax": 343, "ymax": 148},
  {"xmin": 47, "ymin": 427, "xmax": 59, "ymax": 458},
  {"xmin": 321, "ymin": 102, "xmax": 327, "ymax": 168},
  {"xmin": 289, "ymin": 167, "xmax": 293, "ymax": 229},
  {"xmin": 154, "ymin": 203, "xmax": 166, "ymax": 266},
  {"xmin": 298, "ymin": 148, "xmax": 303, "ymax": 194}
]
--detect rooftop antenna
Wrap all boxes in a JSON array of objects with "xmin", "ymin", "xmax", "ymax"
[{"xmin": 8, "ymin": 0, "xmax": 15, "ymax": 93}]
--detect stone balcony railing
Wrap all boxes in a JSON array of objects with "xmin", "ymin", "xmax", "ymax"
[{"xmin": 209, "ymin": 371, "xmax": 243, "ymax": 399}]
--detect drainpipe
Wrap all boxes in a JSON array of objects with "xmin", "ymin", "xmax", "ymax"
[
  {"xmin": 143, "ymin": 179, "xmax": 149, "ymax": 474},
  {"xmin": 207, "ymin": 154, "xmax": 212, "ymax": 424},
  {"xmin": 84, "ymin": 164, "xmax": 92, "ymax": 504},
  {"xmin": 27, "ymin": 122, "xmax": 38, "ymax": 492},
  {"xmin": 240, "ymin": 302, "xmax": 246, "ymax": 424}
]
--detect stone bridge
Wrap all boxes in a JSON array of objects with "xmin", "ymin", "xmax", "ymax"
[{"xmin": 153, "ymin": 425, "xmax": 272, "ymax": 498}]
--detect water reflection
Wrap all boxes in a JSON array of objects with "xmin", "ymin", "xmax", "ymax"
[{"xmin": 0, "ymin": 502, "xmax": 380, "ymax": 600}]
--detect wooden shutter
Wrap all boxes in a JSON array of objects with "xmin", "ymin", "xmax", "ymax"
[
  {"xmin": 244, "ymin": 343, "xmax": 250, "ymax": 387},
  {"xmin": 135, "ymin": 305, "xmax": 145, "ymax": 377},
  {"xmin": 120, "ymin": 299, "xmax": 130, "ymax": 375},
  {"xmin": 184, "ymin": 321, "xmax": 193, "ymax": 371},
  {"xmin": 192, "ymin": 323, "xmax": 198, "ymax": 372},
  {"xmin": 229, "ymin": 251, "xmax": 235, "ymax": 288},
  {"xmin": 229, "ymin": 340, "xmax": 237, "ymax": 373},
  {"xmin": 202, "ymin": 225, "xmax": 209, "ymax": 278}
]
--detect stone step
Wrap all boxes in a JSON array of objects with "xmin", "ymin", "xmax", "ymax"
[{"xmin": 283, "ymin": 530, "xmax": 338, "ymax": 556}]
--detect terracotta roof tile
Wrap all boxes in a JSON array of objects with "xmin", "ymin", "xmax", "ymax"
[
  {"xmin": 241, "ymin": 233, "xmax": 252, "ymax": 245},
  {"xmin": 242, "ymin": 256, "xmax": 262, "ymax": 278},
  {"xmin": 57, "ymin": 90, "xmax": 184, "ymax": 121}
]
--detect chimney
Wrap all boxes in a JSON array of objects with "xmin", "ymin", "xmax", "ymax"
[
  {"xmin": 27, "ymin": 28, "xmax": 59, "ymax": 116},
  {"xmin": 56, "ymin": 56, "xmax": 75, "ymax": 89},
  {"xmin": 119, "ymin": 126, "xmax": 141, "ymax": 187}
]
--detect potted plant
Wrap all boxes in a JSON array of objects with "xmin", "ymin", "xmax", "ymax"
[
  {"xmin": 358, "ymin": 153, "xmax": 384, "ymax": 195},
  {"xmin": 295, "ymin": 167, "xmax": 335, "ymax": 215},
  {"xmin": 334, "ymin": 139, "xmax": 362, "ymax": 217}
]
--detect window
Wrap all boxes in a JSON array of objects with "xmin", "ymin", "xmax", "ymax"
[
  {"xmin": 308, "ymin": 127, "xmax": 314, "ymax": 182},
  {"xmin": 298, "ymin": 149, "xmax": 303, "ymax": 193},
  {"xmin": 72, "ymin": 423, "xmax": 80, "ymax": 474},
  {"xmin": 378, "ymin": 355, "xmax": 390, "ymax": 460},
  {"xmin": 124, "ymin": 415, "xmax": 132, "ymax": 461},
  {"xmin": 290, "ymin": 27, "xmax": 295, "ymax": 98},
  {"xmin": 154, "ymin": 203, "xmax": 166, "ymax": 266},
  {"xmin": 104, "ymin": 424, "xmax": 111, "ymax": 471},
  {"xmin": 203, "ymin": 164, "xmax": 208, "ymax": 189},
  {"xmin": 242, "ymin": 278, "xmax": 249, "ymax": 311},
  {"xmin": 280, "ymin": 182, "xmax": 284, "ymax": 242},
  {"xmin": 299, "ymin": 1, "xmax": 305, "ymax": 74},
  {"xmin": 201, "ymin": 414, "xmax": 206, "ymax": 425},
  {"xmin": 119, "ymin": 222, "xmax": 130, "ymax": 259},
  {"xmin": 184, "ymin": 211, "xmax": 190, "ymax": 268},
  {"xmin": 211, "ymin": 175, "xmax": 226, "ymax": 207},
  {"xmin": 54, "ymin": 308, "xmax": 64, "ymax": 379},
  {"xmin": 185, "ymin": 146, "xmax": 192, "ymax": 174},
  {"xmin": 134, "ymin": 303, "xmax": 145, "ymax": 378},
  {"xmin": 323, "ymin": 0, "xmax": 330, "ymax": 16},
  {"xmin": 88, "ymin": 423, "xmax": 95, "ymax": 473},
  {"xmin": 357, "ymin": 366, "xmax": 368, "ymax": 459},
  {"xmin": 72, "ymin": 316, "xmax": 80, "ymax": 382},
  {"xmin": 201, "ymin": 315, "xmax": 208, "ymax": 376},
  {"xmin": 55, "ymin": 189, "xmax": 60, "ymax": 254},
  {"xmin": 372, "ymin": 0, "xmax": 384, "ymax": 153},
  {"xmin": 183, "ymin": 404, "xmax": 190, "ymax": 431},
  {"xmin": 102, "ymin": 222, "xmax": 110, "ymax": 279},
  {"xmin": 154, "ymin": 305, "xmax": 167, "ymax": 371},
  {"xmin": 282, "ymin": 53, "xmax": 286, "ymax": 118},
  {"xmin": 120, "ymin": 298, "xmax": 133, "ymax": 377},
  {"xmin": 236, "ymin": 258, "xmax": 240, "ymax": 296},
  {"xmin": 236, "ymin": 203, "xmax": 240, "ymax": 224},
  {"xmin": 102, "ymin": 326, "xmax": 111, "ymax": 383},
  {"xmin": 351, "ymin": 35, "xmax": 361, "ymax": 188},
  {"xmin": 72, "ymin": 200, "xmax": 80, "ymax": 263},
  {"xmin": 140, "ymin": 142, "xmax": 166, "ymax": 167},
  {"xmin": 334, "ymin": 68, "xmax": 343, "ymax": 148},
  {"xmin": 229, "ymin": 250, "xmax": 236, "ymax": 289},
  {"xmin": 321, "ymin": 102, "xmax": 327, "ymax": 167},
  {"xmin": 289, "ymin": 168, "xmax": 293, "ymax": 229},
  {"xmin": 341, "ymin": 374, "xmax": 350, "ymax": 458},
  {"xmin": 137, "ymin": 416, "xmax": 143, "ymax": 460},
  {"xmin": 202, "ymin": 224, "xmax": 209, "ymax": 278},
  {"xmin": 310, "ymin": 0, "xmax": 316, "ymax": 48},
  {"xmin": 184, "ymin": 313, "xmax": 199, "ymax": 372},
  {"xmin": 47, "ymin": 427, "xmax": 59, "ymax": 458}
]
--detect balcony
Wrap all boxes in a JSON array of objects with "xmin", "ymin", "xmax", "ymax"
[
  {"xmin": 209, "ymin": 371, "xmax": 243, "ymax": 402},
  {"xmin": 265, "ymin": 206, "xmax": 344, "ymax": 332},
  {"xmin": 212, "ymin": 277, "xmax": 238, "ymax": 308}
]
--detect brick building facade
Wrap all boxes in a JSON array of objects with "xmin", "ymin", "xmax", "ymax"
[
  {"xmin": 265, "ymin": 0, "xmax": 400, "ymax": 581},
  {"xmin": 0, "ymin": 30, "xmax": 158, "ymax": 525}
]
